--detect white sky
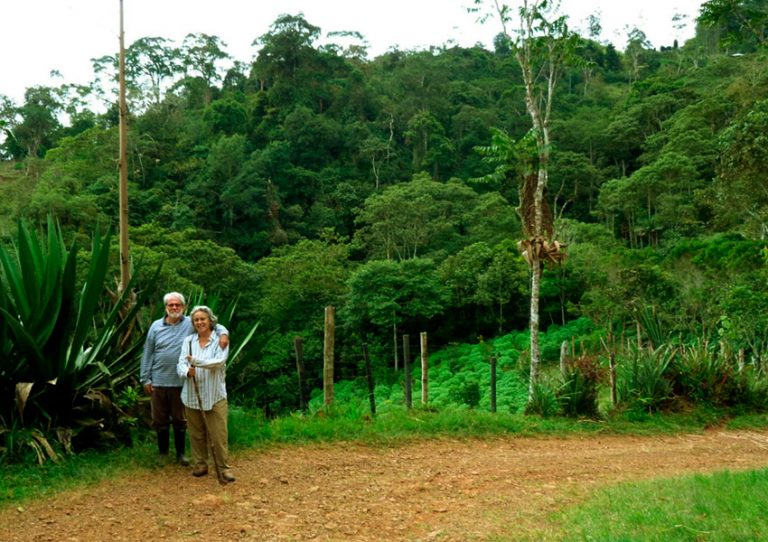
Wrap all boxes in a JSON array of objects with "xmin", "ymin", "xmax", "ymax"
[{"xmin": 1, "ymin": 0, "xmax": 705, "ymax": 105}]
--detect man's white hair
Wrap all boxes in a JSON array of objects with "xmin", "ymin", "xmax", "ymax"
[{"xmin": 163, "ymin": 292, "xmax": 186, "ymax": 306}]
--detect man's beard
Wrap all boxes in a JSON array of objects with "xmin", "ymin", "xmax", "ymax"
[{"xmin": 166, "ymin": 309, "xmax": 184, "ymax": 321}]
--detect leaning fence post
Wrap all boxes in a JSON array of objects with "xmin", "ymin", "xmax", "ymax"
[
  {"xmin": 293, "ymin": 336, "xmax": 306, "ymax": 412},
  {"xmin": 324, "ymin": 306, "xmax": 335, "ymax": 406},
  {"xmin": 403, "ymin": 334, "xmax": 412, "ymax": 409}
]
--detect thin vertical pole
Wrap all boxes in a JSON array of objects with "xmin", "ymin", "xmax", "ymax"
[
  {"xmin": 117, "ymin": 0, "xmax": 130, "ymax": 294},
  {"xmin": 293, "ymin": 336, "xmax": 306, "ymax": 412},
  {"xmin": 323, "ymin": 306, "xmax": 335, "ymax": 406},
  {"xmin": 392, "ymin": 320, "xmax": 399, "ymax": 371},
  {"xmin": 362, "ymin": 343, "xmax": 376, "ymax": 416},
  {"xmin": 403, "ymin": 334, "xmax": 412, "ymax": 409},
  {"xmin": 609, "ymin": 352, "xmax": 617, "ymax": 407},
  {"xmin": 559, "ymin": 340, "xmax": 568, "ymax": 378},
  {"xmin": 490, "ymin": 355, "xmax": 497, "ymax": 413},
  {"xmin": 420, "ymin": 332, "xmax": 428, "ymax": 405}
]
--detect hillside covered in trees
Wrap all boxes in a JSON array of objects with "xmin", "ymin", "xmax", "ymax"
[{"xmin": 1, "ymin": 1, "xmax": 768, "ymax": 425}]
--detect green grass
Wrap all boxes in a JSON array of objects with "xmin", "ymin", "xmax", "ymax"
[
  {"xmin": 231, "ymin": 401, "xmax": 768, "ymax": 447},
  {"xmin": 541, "ymin": 468, "xmax": 768, "ymax": 541},
  {"xmin": 0, "ymin": 440, "xmax": 161, "ymax": 505}
]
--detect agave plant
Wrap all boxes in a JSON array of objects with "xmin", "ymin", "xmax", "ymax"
[{"xmin": 0, "ymin": 217, "xmax": 158, "ymax": 460}]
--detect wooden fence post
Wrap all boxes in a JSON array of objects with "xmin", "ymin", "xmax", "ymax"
[
  {"xmin": 362, "ymin": 343, "xmax": 376, "ymax": 416},
  {"xmin": 393, "ymin": 323, "xmax": 399, "ymax": 371},
  {"xmin": 609, "ymin": 352, "xmax": 617, "ymax": 407},
  {"xmin": 324, "ymin": 306, "xmax": 335, "ymax": 406},
  {"xmin": 420, "ymin": 332, "xmax": 428, "ymax": 405},
  {"xmin": 490, "ymin": 355, "xmax": 497, "ymax": 413},
  {"xmin": 403, "ymin": 334, "xmax": 412, "ymax": 409},
  {"xmin": 293, "ymin": 336, "xmax": 306, "ymax": 412},
  {"xmin": 559, "ymin": 340, "xmax": 568, "ymax": 378}
]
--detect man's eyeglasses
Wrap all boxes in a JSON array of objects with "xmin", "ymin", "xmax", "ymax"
[{"xmin": 166, "ymin": 303, "xmax": 183, "ymax": 308}]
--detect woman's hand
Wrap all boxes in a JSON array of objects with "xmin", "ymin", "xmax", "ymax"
[{"xmin": 187, "ymin": 366, "xmax": 196, "ymax": 378}]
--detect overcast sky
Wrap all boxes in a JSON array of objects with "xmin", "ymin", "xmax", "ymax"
[{"xmin": 1, "ymin": 0, "xmax": 705, "ymax": 104}]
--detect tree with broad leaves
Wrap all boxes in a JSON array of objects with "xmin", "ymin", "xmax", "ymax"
[
  {"xmin": 343, "ymin": 258, "xmax": 448, "ymax": 370},
  {"xmin": 179, "ymin": 33, "xmax": 231, "ymax": 107},
  {"xmin": 698, "ymin": 0, "xmax": 768, "ymax": 51}
]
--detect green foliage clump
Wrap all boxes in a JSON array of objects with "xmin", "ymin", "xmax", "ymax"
[
  {"xmin": 557, "ymin": 355, "xmax": 603, "ymax": 418},
  {"xmin": 524, "ymin": 379, "xmax": 560, "ymax": 417},
  {"xmin": 671, "ymin": 342, "xmax": 746, "ymax": 407},
  {"xmin": 616, "ymin": 345, "xmax": 675, "ymax": 413},
  {"xmin": 0, "ymin": 218, "xmax": 155, "ymax": 463}
]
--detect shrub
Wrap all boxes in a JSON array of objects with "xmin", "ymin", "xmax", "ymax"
[
  {"xmin": 616, "ymin": 345, "xmax": 675, "ymax": 412},
  {"xmin": 525, "ymin": 379, "xmax": 560, "ymax": 417},
  {"xmin": 558, "ymin": 355, "xmax": 603, "ymax": 418},
  {"xmin": 671, "ymin": 342, "xmax": 744, "ymax": 407}
]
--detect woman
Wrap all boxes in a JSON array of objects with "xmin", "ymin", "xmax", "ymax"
[{"xmin": 177, "ymin": 305, "xmax": 234, "ymax": 482}]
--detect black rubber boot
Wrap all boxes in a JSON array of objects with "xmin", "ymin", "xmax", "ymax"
[
  {"xmin": 157, "ymin": 429, "xmax": 171, "ymax": 467},
  {"xmin": 173, "ymin": 428, "xmax": 190, "ymax": 466},
  {"xmin": 157, "ymin": 428, "xmax": 170, "ymax": 457}
]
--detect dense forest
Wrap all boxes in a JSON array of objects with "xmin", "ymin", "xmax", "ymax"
[{"xmin": 2, "ymin": 1, "xmax": 768, "ymax": 456}]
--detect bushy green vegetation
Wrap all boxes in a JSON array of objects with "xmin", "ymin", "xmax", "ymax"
[{"xmin": 3, "ymin": 0, "xmax": 768, "ymax": 465}]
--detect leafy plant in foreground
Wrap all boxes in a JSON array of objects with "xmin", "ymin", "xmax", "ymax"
[{"xmin": 0, "ymin": 218, "xmax": 158, "ymax": 462}]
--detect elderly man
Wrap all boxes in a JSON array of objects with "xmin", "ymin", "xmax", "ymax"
[{"xmin": 140, "ymin": 292, "xmax": 228, "ymax": 466}]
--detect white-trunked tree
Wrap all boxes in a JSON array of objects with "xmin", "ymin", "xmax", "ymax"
[{"xmin": 471, "ymin": 0, "xmax": 572, "ymax": 402}]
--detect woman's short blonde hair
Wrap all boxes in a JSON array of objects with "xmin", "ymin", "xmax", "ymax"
[{"xmin": 189, "ymin": 305, "xmax": 218, "ymax": 329}]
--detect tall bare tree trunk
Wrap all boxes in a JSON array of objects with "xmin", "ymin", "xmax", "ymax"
[
  {"xmin": 528, "ymin": 259, "xmax": 543, "ymax": 397},
  {"xmin": 118, "ymin": 0, "xmax": 130, "ymax": 294},
  {"xmin": 480, "ymin": 0, "xmax": 569, "ymax": 402}
]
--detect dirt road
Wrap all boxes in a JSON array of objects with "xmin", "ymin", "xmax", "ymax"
[{"xmin": 2, "ymin": 429, "xmax": 768, "ymax": 541}]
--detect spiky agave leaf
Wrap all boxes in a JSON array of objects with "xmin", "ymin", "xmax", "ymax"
[
  {"xmin": 0, "ymin": 218, "xmax": 161, "ymax": 451},
  {"xmin": 0, "ymin": 217, "xmax": 76, "ymax": 381}
]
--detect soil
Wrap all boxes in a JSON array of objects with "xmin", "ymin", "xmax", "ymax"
[{"xmin": 2, "ymin": 429, "xmax": 768, "ymax": 542}]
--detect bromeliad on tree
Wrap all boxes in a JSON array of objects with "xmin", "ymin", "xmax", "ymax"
[{"xmin": 471, "ymin": 0, "xmax": 573, "ymax": 403}]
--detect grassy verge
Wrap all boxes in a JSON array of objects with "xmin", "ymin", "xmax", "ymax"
[
  {"xmin": 2, "ymin": 405, "xmax": 768, "ymax": 511},
  {"xmin": 529, "ymin": 468, "xmax": 768, "ymax": 541}
]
